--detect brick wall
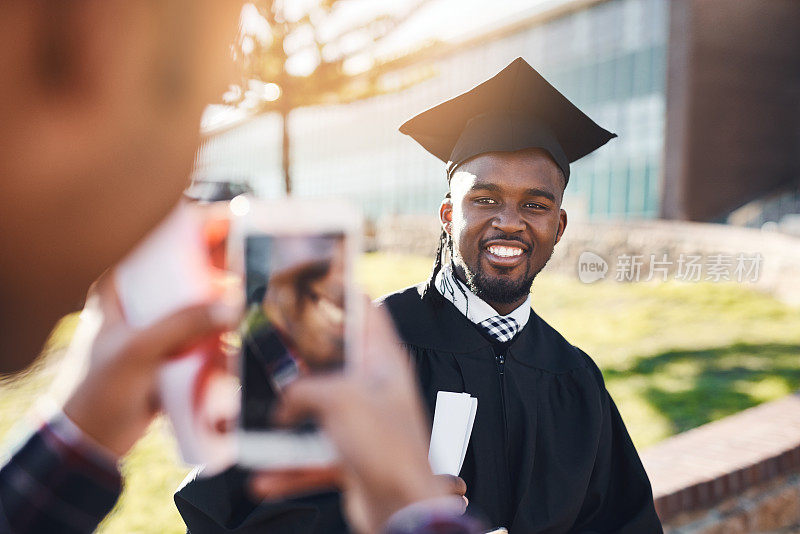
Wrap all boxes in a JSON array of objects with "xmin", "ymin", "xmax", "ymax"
[{"xmin": 643, "ymin": 393, "xmax": 800, "ymax": 533}]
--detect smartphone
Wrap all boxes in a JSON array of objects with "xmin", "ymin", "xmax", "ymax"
[{"xmin": 229, "ymin": 197, "xmax": 362, "ymax": 469}]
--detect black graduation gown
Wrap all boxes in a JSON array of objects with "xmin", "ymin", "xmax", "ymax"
[
  {"xmin": 174, "ymin": 281, "xmax": 662, "ymax": 533},
  {"xmin": 376, "ymin": 284, "xmax": 663, "ymax": 533}
]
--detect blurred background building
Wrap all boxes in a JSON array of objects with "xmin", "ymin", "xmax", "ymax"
[{"xmin": 193, "ymin": 0, "xmax": 800, "ymax": 231}]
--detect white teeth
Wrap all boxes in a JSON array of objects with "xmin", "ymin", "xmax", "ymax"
[{"xmin": 488, "ymin": 245, "xmax": 523, "ymax": 258}]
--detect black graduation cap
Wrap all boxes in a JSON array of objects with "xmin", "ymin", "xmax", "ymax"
[{"xmin": 399, "ymin": 57, "xmax": 616, "ymax": 183}]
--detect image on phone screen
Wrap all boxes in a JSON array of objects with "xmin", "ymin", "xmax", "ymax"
[{"xmin": 241, "ymin": 232, "xmax": 346, "ymax": 432}]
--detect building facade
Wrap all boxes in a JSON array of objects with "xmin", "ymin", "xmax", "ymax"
[
  {"xmin": 195, "ymin": 0, "xmax": 668, "ymax": 221},
  {"xmin": 194, "ymin": 0, "xmax": 800, "ymax": 228}
]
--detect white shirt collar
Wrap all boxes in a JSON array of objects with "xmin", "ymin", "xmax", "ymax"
[{"xmin": 434, "ymin": 263, "xmax": 531, "ymax": 330}]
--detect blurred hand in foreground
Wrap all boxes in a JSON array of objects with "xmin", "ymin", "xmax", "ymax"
[
  {"xmin": 61, "ymin": 276, "xmax": 240, "ymax": 457},
  {"xmin": 251, "ymin": 301, "xmax": 466, "ymax": 533}
]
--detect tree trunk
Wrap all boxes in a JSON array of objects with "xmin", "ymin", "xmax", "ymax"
[{"xmin": 280, "ymin": 108, "xmax": 292, "ymax": 195}]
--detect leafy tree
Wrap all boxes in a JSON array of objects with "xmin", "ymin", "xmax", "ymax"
[{"xmin": 226, "ymin": 0, "xmax": 433, "ymax": 194}]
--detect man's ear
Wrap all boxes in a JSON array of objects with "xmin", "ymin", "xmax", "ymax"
[
  {"xmin": 439, "ymin": 197, "xmax": 453, "ymax": 236},
  {"xmin": 555, "ymin": 208, "xmax": 568, "ymax": 245}
]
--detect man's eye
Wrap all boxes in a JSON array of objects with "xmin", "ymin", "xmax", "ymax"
[
  {"xmin": 525, "ymin": 202, "xmax": 547, "ymax": 210},
  {"xmin": 475, "ymin": 198, "xmax": 496, "ymax": 204}
]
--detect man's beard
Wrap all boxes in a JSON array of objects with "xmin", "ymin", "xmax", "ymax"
[{"xmin": 453, "ymin": 248, "xmax": 553, "ymax": 305}]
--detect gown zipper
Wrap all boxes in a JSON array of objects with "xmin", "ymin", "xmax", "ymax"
[
  {"xmin": 496, "ymin": 352, "xmax": 509, "ymax": 438},
  {"xmin": 496, "ymin": 350, "xmax": 513, "ymax": 526}
]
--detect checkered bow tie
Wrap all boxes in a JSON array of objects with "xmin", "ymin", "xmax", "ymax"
[{"xmin": 478, "ymin": 315, "xmax": 519, "ymax": 343}]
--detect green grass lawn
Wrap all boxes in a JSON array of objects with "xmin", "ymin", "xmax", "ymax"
[{"xmin": 1, "ymin": 252, "xmax": 799, "ymax": 532}]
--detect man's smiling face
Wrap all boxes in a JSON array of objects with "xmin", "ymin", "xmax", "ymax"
[{"xmin": 441, "ymin": 149, "xmax": 568, "ymax": 314}]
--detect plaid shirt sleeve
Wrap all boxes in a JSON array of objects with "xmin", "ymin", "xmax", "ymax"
[{"xmin": 0, "ymin": 413, "xmax": 122, "ymax": 534}]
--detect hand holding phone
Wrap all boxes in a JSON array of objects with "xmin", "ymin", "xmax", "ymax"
[
  {"xmin": 250, "ymin": 302, "xmax": 465, "ymax": 534},
  {"xmin": 62, "ymin": 277, "xmax": 238, "ymax": 459}
]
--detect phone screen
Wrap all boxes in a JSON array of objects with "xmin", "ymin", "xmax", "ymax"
[{"xmin": 241, "ymin": 232, "xmax": 347, "ymax": 431}]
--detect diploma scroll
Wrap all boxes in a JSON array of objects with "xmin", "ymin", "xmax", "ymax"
[{"xmin": 428, "ymin": 391, "xmax": 477, "ymax": 476}]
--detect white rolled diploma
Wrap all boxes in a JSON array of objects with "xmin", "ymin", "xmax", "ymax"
[{"xmin": 428, "ymin": 391, "xmax": 477, "ymax": 476}]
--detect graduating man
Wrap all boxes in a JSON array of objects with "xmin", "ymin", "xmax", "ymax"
[{"xmin": 378, "ymin": 57, "xmax": 663, "ymax": 532}]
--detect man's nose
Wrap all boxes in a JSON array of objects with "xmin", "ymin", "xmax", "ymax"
[{"xmin": 491, "ymin": 204, "xmax": 526, "ymax": 234}]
